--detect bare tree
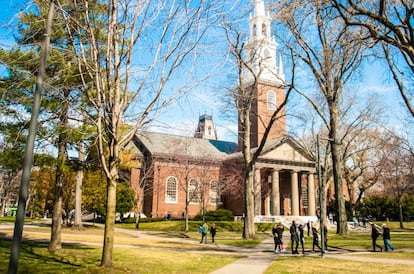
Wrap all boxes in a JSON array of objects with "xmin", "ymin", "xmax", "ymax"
[
  {"xmin": 163, "ymin": 137, "xmax": 221, "ymax": 232},
  {"xmin": 272, "ymin": 0, "xmax": 368, "ymax": 235},
  {"xmin": 378, "ymin": 133, "xmax": 414, "ymax": 228},
  {"xmin": 223, "ymin": 22, "xmax": 293, "ymax": 238},
  {"xmin": 333, "ymin": 0, "xmax": 414, "ymax": 117},
  {"xmin": 57, "ymin": 0, "xmax": 219, "ymax": 266}
]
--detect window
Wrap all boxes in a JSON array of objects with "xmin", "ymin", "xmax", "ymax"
[
  {"xmin": 189, "ymin": 178, "xmax": 201, "ymax": 203},
  {"xmin": 267, "ymin": 91, "xmax": 276, "ymax": 110},
  {"xmin": 253, "ymin": 24, "xmax": 257, "ymax": 36},
  {"xmin": 262, "ymin": 23, "xmax": 267, "ymax": 37},
  {"xmin": 166, "ymin": 177, "xmax": 177, "ymax": 203},
  {"xmin": 209, "ymin": 181, "xmax": 218, "ymax": 204}
]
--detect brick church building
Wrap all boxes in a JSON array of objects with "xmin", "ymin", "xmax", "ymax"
[{"xmin": 129, "ymin": 0, "xmax": 318, "ymax": 220}]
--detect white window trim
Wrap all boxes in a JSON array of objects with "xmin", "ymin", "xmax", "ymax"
[
  {"xmin": 165, "ymin": 176, "xmax": 178, "ymax": 204},
  {"xmin": 267, "ymin": 90, "xmax": 276, "ymax": 110},
  {"xmin": 209, "ymin": 181, "xmax": 218, "ymax": 205},
  {"xmin": 188, "ymin": 178, "xmax": 201, "ymax": 204}
]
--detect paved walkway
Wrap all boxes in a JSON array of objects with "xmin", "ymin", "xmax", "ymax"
[{"xmin": 210, "ymin": 236, "xmax": 276, "ymax": 274}]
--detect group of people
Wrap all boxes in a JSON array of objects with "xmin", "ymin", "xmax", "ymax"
[
  {"xmin": 199, "ymin": 222, "xmax": 216, "ymax": 244},
  {"xmin": 371, "ymin": 222, "xmax": 395, "ymax": 252},
  {"xmin": 272, "ymin": 220, "xmax": 328, "ymax": 254},
  {"xmin": 199, "ymin": 220, "xmax": 394, "ymax": 253}
]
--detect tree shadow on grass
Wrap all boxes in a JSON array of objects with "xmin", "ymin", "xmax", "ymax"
[{"xmin": 0, "ymin": 237, "xmax": 101, "ymax": 272}]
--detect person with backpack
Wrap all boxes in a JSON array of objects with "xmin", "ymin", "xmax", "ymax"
[{"xmin": 200, "ymin": 222, "xmax": 208, "ymax": 244}]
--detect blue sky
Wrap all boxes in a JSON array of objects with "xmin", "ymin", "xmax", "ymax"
[{"xmin": 0, "ymin": 0, "xmax": 410, "ymax": 145}]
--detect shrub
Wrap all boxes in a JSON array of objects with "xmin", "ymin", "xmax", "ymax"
[{"xmin": 194, "ymin": 209, "xmax": 234, "ymax": 222}]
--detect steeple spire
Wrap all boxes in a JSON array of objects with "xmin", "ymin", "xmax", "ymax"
[
  {"xmin": 244, "ymin": 0, "xmax": 284, "ymax": 86},
  {"xmin": 254, "ymin": 0, "xmax": 265, "ymax": 18}
]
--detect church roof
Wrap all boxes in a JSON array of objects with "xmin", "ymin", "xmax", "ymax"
[{"xmin": 133, "ymin": 131, "xmax": 238, "ymax": 159}]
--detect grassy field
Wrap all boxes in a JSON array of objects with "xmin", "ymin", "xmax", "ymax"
[
  {"xmin": 264, "ymin": 256, "xmax": 414, "ymax": 274},
  {"xmin": 0, "ymin": 219, "xmax": 413, "ymax": 273}
]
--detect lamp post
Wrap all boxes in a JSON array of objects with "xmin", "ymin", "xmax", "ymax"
[
  {"xmin": 156, "ymin": 165, "xmax": 160, "ymax": 218},
  {"xmin": 316, "ymin": 134, "xmax": 335, "ymax": 258}
]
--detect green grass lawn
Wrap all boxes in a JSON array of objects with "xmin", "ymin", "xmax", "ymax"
[
  {"xmin": 264, "ymin": 256, "xmax": 414, "ymax": 274},
  {"xmin": 0, "ymin": 239, "xmax": 241, "ymax": 273},
  {"xmin": 0, "ymin": 219, "xmax": 413, "ymax": 273}
]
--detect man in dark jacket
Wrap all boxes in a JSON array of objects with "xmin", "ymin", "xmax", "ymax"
[
  {"xmin": 289, "ymin": 221, "xmax": 299, "ymax": 254},
  {"xmin": 371, "ymin": 223, "xmax": 382, "ymax": 252}
]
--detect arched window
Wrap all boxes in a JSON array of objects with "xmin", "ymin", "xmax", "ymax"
[
  {"xmin": 253, "ymin": 24, "xmax": 257, "ymax": 36},
  {"xmin": 166, "ymin": 177, "xmax": 178, "ymax": 203},
  {"xmin": 189, "ymin": 178, "xmax": 200, "ymax": 203},
  {"xmin": 209, "ymin": 181, "xmax": 218, "ymax": 204},
  {"xmin": 267, "ymin": 90, "xmax": 276, "ymax": 110},
  {"xmin": 262, "ymin": 23, "xmax": 267, "ymax": 37}
]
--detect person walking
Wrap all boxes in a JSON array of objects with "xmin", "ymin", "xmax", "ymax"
[
  {"xmin": 298, "ymin": 224, "xmax": 305, "ymax": 254},
  {"xmin": 312, "ymin": 225, "xmax": 321, "ymax": 252},
  {"xmin": 306, "ymin": 220, "xmax": 311, "ymax": 237},
  {"xmin": 200, "ymin": 222, "xmax": 209, "ymax": 244},
  {"xmin": 371, "ymin": 222, "xmax": 382, "ymax": 252},
  {"xmin": 382, "ymin": 224, "xmax": 394, "ymax": 251},
  {"xmin": 199, "ymin": 225, "xmax": 205, "ymax": 243},
  {"xmin": 289, "ymin": 221, "xmax": 299, "ymax": 254},
  {"xmin": 276, "ymin": 222, "xmax": 285, "ymax": 252},
  {"xmin": 272, "ymin": 223, "xmax": 279, "ymax": 253},
  {"xmin": 210, "ymin": 223, "xmax": 217, "ymax": 244}
]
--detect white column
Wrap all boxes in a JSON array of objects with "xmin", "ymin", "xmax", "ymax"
[
  {"xmin": 291, "ymin": 171, "xmax": 299, "ymax": 216},
  {"xmin": 308, "ymin": 173, "xmax": 316, "ymax": 216},
  {"xmin": 265, "ymin": 195, "xmax": 270, "ymax": 216},
  {"xmin": 271, "ymin": 169, "xmax": 280, "ymax": 215},
  {"xmin": 254, "ymin": 168, "xmax": 262, "ymax": 215}
]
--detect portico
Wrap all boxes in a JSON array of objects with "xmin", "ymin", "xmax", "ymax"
[{"xmin": 252, "ymin": 136, "xmax": 317, "ymax": 217}]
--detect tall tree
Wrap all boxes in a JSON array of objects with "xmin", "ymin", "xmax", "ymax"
[
  {"xmin": 272, "ymin": 0, "xmax": 367, "ymax": 234},
  {"xmin": 61, "ymin": 0, "xmax": 219, "ymax": 266},
  {"xmin": 333, "ymin": 0, "xmax": 414, "ymax": 117},
  {"xmin": 0, "ymin": 0, "xmax": 91, "ymax": 252},
  {"xmin": 223, "ymin": 23, "xmax": 293, "ymax": 239}
]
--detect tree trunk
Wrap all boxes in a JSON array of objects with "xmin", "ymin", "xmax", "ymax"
[
  {"xmin": 185, "ymin": 203, "xmax": 189, "ymax": 232},
  {"xmin": 74, "ymin": 143, "xmax": 84, "ymax": 228},
  {"xmin": 101, "ymin": 178, "xmax": 117, "ymax": 267},
  {"xmin": 49, "ymin": 159, "xmax": 64, "ymax": 251},
  {"xmin": 399, "ymin": 202, "xmax": 404, "ymax": 229},
  {"xmin": 49, "ymin": 88, "xmax": 69, "ymax": 251},
  {"xmin": 330, "ymin": 104, "xmax": 348, "ymax": 235},
  {"xmin": 243, "ymin": 166, "xmax": 256, "ymax": 239}
]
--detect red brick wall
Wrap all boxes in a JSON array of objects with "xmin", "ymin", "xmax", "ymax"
[
  {"xmin": 238, "ymin": 83, "xmax": 286, "ymax": 149},
  {"xmin": 145, "ymin": 161, "xmax": 221, "ymax": 219}
]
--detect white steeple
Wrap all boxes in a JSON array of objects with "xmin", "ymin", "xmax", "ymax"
[
  {"xmin": 243, "ymin": 0, "xmax": 284, "ymax": 87},
  {"xmin": 254, "ymin": 0, "xmax": 265, "ymax": 18}
]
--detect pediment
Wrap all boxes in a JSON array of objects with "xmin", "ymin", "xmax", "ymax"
[{"xmin": 260, "ymin": 139, "xmax": 313, "ymax": 163}]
